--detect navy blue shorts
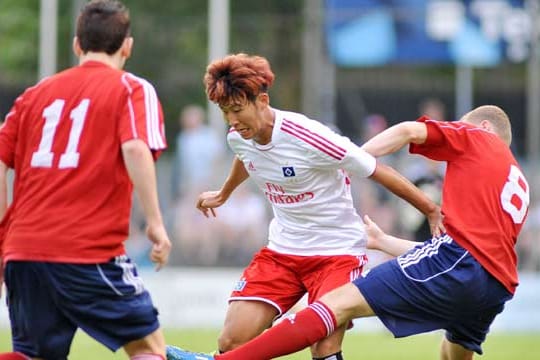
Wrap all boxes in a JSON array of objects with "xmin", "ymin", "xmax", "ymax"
[
  {"xmin": 353, "ymin": 234, "xmax": 513, "ymax": 354},
  {"xmin": 4, "ymin": 256, "xmax": 160, "ymax": 359}
]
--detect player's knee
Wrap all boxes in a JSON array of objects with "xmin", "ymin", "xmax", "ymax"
[
  {"xmin": 440, "ymin": 337, "xmax": 474, "ymax": 360},
  {"xmin": 217, "ymin": 333, "xmax": 236, "ymax": 352},
  {"xmin": 320, "ymin": 284, "xmax": 370, "ymax": 325},
  {"xmin": 217, "ymin": 332, "xmax": 249, "ymax": 352}
]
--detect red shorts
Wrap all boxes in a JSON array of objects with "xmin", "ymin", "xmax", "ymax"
[{"xmin": 229, "ymin": 247, "xmax": 368, "ymax": 316}]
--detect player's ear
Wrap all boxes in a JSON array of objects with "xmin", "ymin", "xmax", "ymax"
[
  {"xmin": 72, "ymin": 37, "xmax": 83, "ymax": 57},
  {"xmin": 121, "ymin": 36, "xmax": 133, "ymax": 59},
  {"xmin": 257, "ymin": 92, "xmax": 270, "ymax": 107},
  {"xmin": 479, "ymin": 119, "xmax": 493, "ymax": 132}
]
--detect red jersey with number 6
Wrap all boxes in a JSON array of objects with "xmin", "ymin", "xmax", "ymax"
[
  {"xmin": 410, "ymin": 118, "xmax": 529, "ymax": 294},
  {"xmin": 0, "ymin": 60, "xmax": 166, "ymax": 263}
]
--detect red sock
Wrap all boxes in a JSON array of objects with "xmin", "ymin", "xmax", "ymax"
[
  {"xmin": 130, "ymin": 354, "xmax": 165, "ymax": 360},
  {"xmin": 216, "ymin": 301, "xmax": 337, "ymax": 360},
  {"xmin": 0, "ymin": 353, "xmax": 29, "ymax": 360}
]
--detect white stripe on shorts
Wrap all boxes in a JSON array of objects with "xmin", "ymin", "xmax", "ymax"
[{"xmin": 398, "ymin": 234, "xmax": 452, "ymax": 268}]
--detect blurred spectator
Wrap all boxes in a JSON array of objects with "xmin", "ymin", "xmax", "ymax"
[
  {"xmin": 171, "ymin": 104, "xmax": 223, "ymax": 199},
  {"xmin": 125, "ymin": 221, "xmax": 153, "ymax": 268},
  {"xmin": 168, "ymin": 104, "xmax": 272, "ymax": 267},
  {"xmin": 171, "ymin": 184, "xmax": 270, "ymax": 267},
  {"xmin": 398, "ymin": 98, "xmax": 447, "ymax": 241},
  {"xmin": 125, "ymin": 195, "xmax": 154, "ymax": 268},
  {"xmin": 418, "ymin": 97, "xmax": 446, "ymax": 121},
  {"xmin": 213, "ymin": 185, "xmax": 269, "ymax": 265},
  {"xmin": 519, "ymin": 203, "xmax": 540, "ymax": 272},
  {"xmin": 361, "ymin": 113, "xmax": 388, "ymax": 143},
  {"xmin": 399, "ymin": 158, "xmax": 444, "ymax": 241},
  {"xmin": 353, "ymin": 113, "xmax": 398, "ymax": 265},
  {"xmin": 517, "ymin": 166, "xmax": 540, "ymax": 271},
  {"xmin": 172, "ymin": 188, "xmax": 223, "ymax": 266}
]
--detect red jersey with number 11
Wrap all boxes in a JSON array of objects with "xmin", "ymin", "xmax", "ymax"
[
  {"xmin": 410, "ymin": 118, "xmax": 529, "ymax": 294},
  {"xmin": 0, "ymin": 60, "xmax": 166, "ymax": 263}
]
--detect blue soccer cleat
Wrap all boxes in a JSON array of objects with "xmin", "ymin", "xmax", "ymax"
[{"xmin": 166, "ymin": 345, "xmax": 215, "ymax": 360}]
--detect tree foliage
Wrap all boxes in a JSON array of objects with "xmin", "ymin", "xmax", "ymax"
[
  {"xmin": 0, "ymin": 0, "xmax": 39, "ymax": 84},
  {"xmin": 1, "ymin": 0, "xmax": 303, "ymax": 144}
]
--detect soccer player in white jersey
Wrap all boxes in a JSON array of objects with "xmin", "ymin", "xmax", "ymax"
[
  {"xmin": 169, "ymin": 105, "xmax": 529, "ymax": 360},
  {"xmin": 181, "ymin": 53, "xmax": 442, "ymax": 360}
]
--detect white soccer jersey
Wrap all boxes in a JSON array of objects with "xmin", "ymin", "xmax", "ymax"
[{"xmin": 227, "ymin": 109, "xmax": 377, "ymax": 256}]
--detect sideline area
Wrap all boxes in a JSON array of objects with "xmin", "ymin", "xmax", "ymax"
[{"xmin": 3, "ymin": 267, "xmax": 537, "ymax": 331}]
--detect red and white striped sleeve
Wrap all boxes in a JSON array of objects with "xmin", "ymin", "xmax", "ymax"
[{"xmin": 119, "ymin": 73, "xmax": 167, "ymax": 158}]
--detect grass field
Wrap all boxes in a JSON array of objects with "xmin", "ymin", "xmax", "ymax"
[{"xmin": 1, "ymin": 328, "xmax": 539, "ymax": 359}]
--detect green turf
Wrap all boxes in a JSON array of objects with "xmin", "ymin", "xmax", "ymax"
[{"xmin": 0, "ymin": 328, "xmax": 539, "ymax": 359}]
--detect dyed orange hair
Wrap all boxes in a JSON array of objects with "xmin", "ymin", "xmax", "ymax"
[{"xmin": 204, "ymin": 53, "xmax": 275, "ymax": 107}]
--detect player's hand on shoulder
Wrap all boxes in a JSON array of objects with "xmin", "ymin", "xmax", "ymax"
[
  {"xmin": 146, "ymin": 223, "xmax": 172, "ymax": 271},
  {"xmin": 363, "ymin": 215, "xmax": 386, "ymax": 250},
  {"xmin": 196, "ymin": 190, "xmax": 225, "ymax": 217},
  {"xmin": 427, "ymin": 205, "xmax": 445, "ymax": 237}
]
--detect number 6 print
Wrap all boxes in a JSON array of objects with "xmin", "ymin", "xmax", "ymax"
[
  {"xmin": 31, "ymin": 98, "xmax": 90, "ymax": 169},
  {"xmin": 500, "ymin": 165, "xmax": 530, "ymax": 224}
]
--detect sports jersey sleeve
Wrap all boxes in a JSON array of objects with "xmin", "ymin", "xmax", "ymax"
[
  {"xmin": 0, "ymin": 95, "xmax": 23, "ymax": 168},
  {"xmin": 409, "ymin": 118, "xmax": 468, "ymax": 161},
  {"xmin": 342, "ymin": 143, "xmax": 377, "ymax": 178},
  {"xmin": 118, "ymin": 73, "xmax": 167, "ymax": 160}
]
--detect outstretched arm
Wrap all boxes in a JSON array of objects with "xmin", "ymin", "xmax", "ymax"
[
  {"xmin": 361, "ymin": 121, "xmax": 427, "ymax": 156},
  {"xmin": 196, "ymin": 156, "xmax": 249, "ymax": 217},
  {"xmin": 364, "ymin": 215, "xmax": 418, "ymax": 256}
]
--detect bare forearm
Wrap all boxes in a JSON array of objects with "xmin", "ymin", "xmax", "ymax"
[
  {"xmin": 122, "ymin": 140, "xmax": 163, "ymax": 226},
  {"xmin": 361, "ymin": 121, "xmax": 426, "ymax": 157},
  {"xmin": 373, "ymin": 234, "xmax": 419, "ymax": 257},
  {"xmin": 220, "ymin": 156, "xmax": 249, "ymax": 199}
]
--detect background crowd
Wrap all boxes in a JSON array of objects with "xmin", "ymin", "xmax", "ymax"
[
  {"xmin": 2, "ymin": 0, "xmax": 539, "ymax": 271},
  {"xmin": 123, "ymin": 97, "xmax": 540, "ymax": 272}
]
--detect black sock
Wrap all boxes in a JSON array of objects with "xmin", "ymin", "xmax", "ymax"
[{"xmin": 313, "ymin": 351, "xmax": 343, "ymax": 360}]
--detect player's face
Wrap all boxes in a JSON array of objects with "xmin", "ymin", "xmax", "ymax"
[{"xmin": 220, "ymin": 96, "xmax": 269, "ymax": 141}]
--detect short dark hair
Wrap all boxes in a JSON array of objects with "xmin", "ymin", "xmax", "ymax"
[{"xmin": 76, "ymin": 0, "xmax": 130, "ymax": 55}]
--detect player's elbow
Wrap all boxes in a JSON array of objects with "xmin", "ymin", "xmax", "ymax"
[
  {"xmin": 122, "ymin": 139, "xmax": 149, "ymax": 156},
  {"xmin": 398, "ymin": 121, "xmax": 427, "ymax": 144},
  {"xmin": 121, "ymin": 139, "xmax": 152, "ymax": 164}
]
